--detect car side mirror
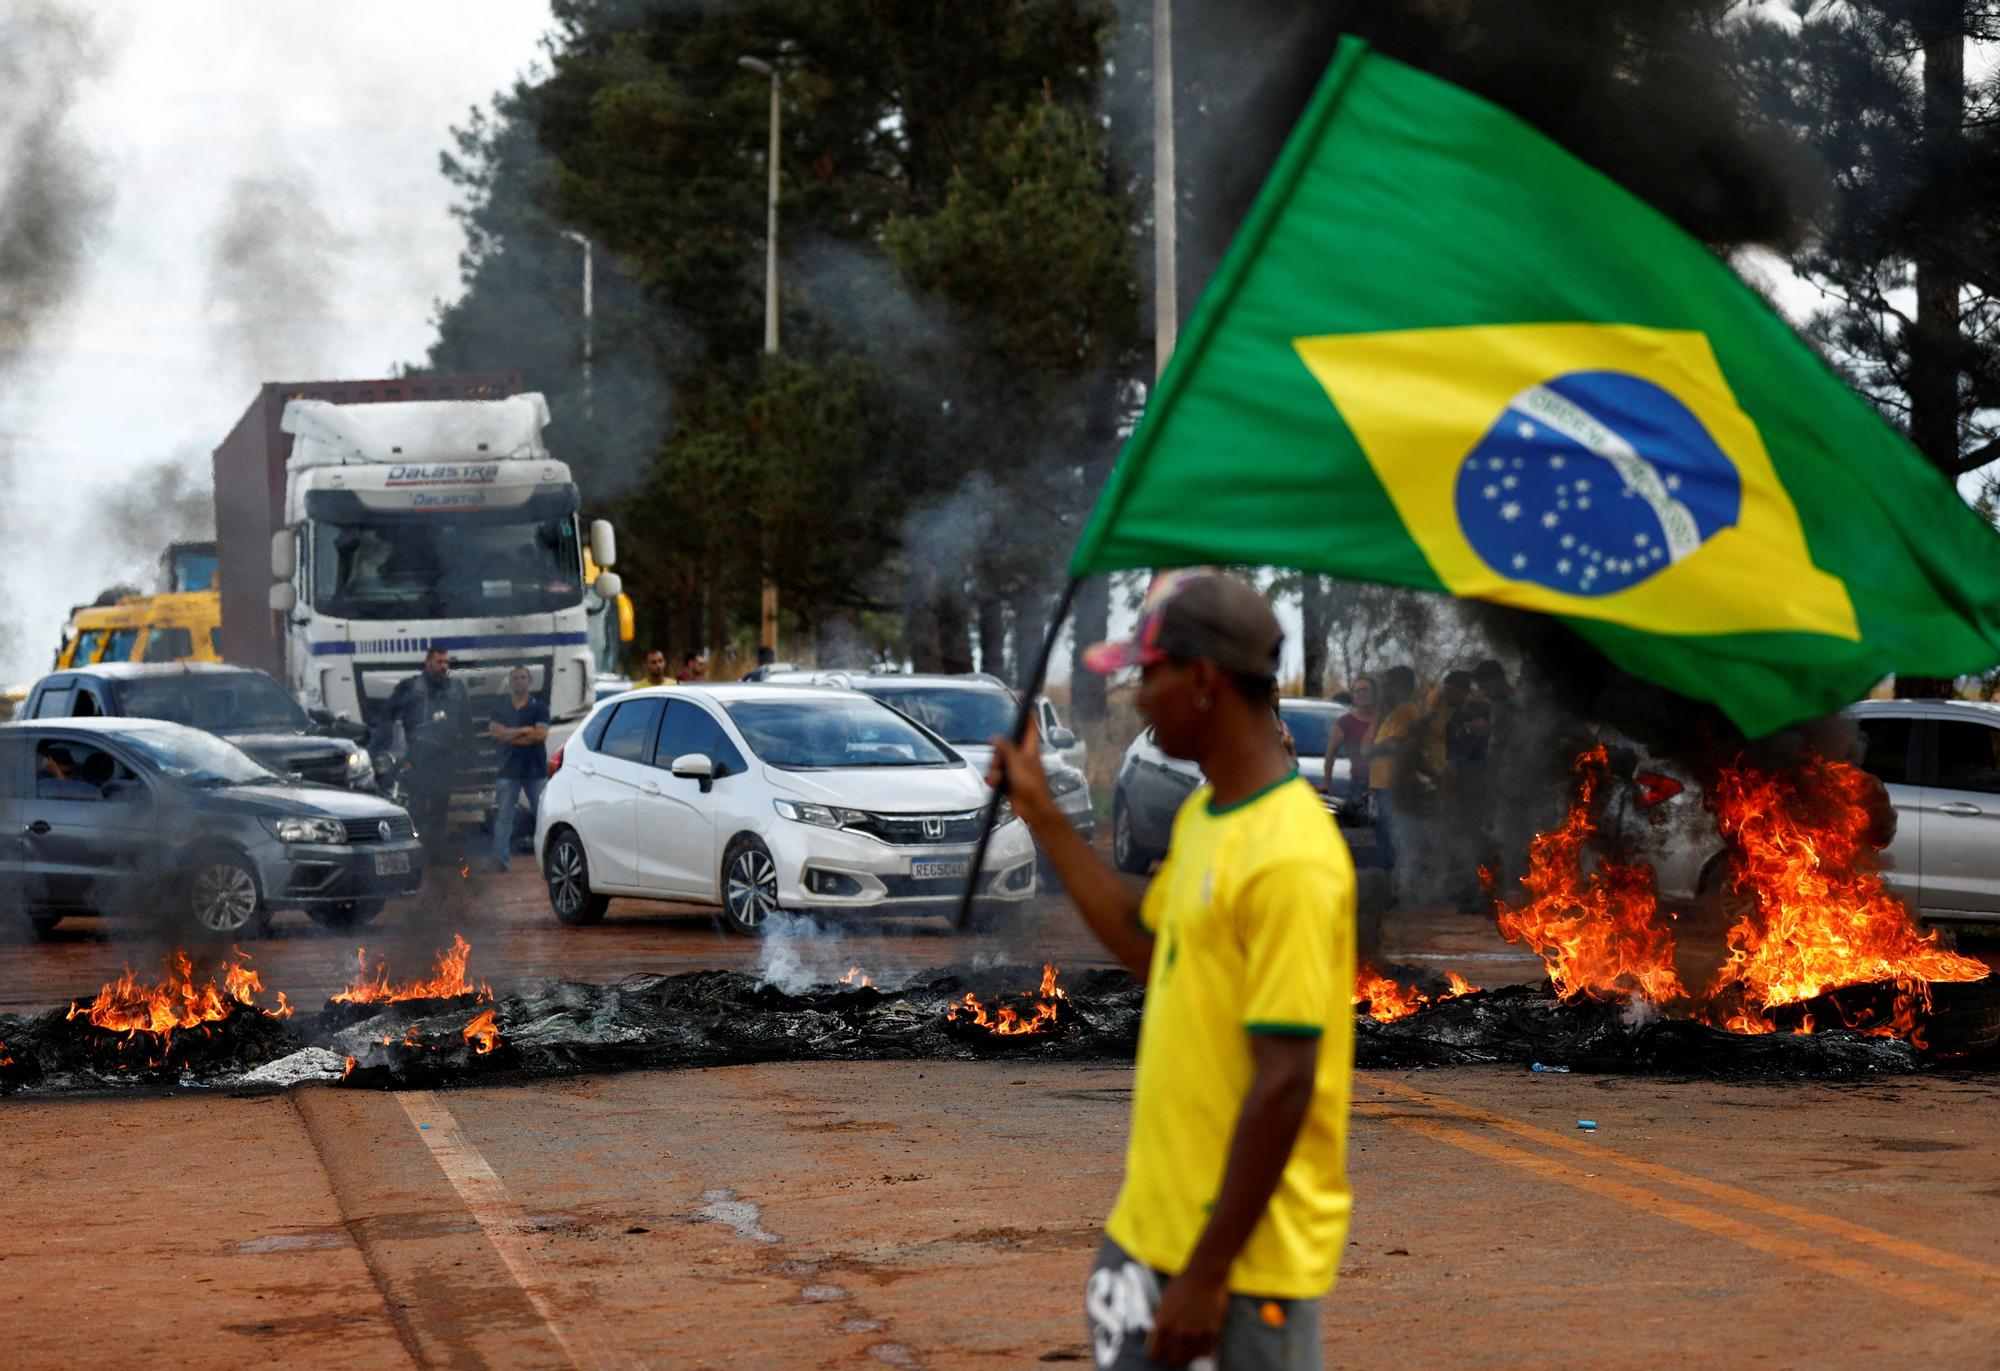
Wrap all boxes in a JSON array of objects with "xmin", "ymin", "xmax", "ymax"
[
  {"xmin": 1046, "ymin": 726, "xmax": 1077, "ymax": 751},
  {"xmin": 671, "ymin": 752, "xmax": 715, "ymax": 793},
  {"xmin": 308, "ymin": 707, "xmax": 334, "ymax": 727},
  {"xmin": 102, "ymin": 779, "xmax": 149, "ymax": 804}
]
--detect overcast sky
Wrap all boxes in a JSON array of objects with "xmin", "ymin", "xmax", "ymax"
[{"xmin": 2, "ymin": 0, "xmax": 556, "ymax": 683}]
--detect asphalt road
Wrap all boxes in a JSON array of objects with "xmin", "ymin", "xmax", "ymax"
[{"xmin": 6, "ymin": 859, "xmax": 1999, "ymax": 1366}]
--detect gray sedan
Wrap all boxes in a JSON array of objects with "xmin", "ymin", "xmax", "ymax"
[{"xmin": 1, "ymin": 717, "xmax": 421, "ymax": 939}]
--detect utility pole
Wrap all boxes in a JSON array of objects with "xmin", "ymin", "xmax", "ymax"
[
  {"xmin": 561, "ymin": 230, "xmax": 594, "ymax": 422},
  {"xmin": 740, "ymin": 54, "xmax": 783, "ymax": 658}
]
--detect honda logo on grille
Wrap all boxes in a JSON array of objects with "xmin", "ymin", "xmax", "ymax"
[
  {"xmin": 378, "ymin": 820, "xmax": 392, "ymax": 841},
  {"xmin": 922, "ymin": 816, "xmax": 945, "ymax": 841}
]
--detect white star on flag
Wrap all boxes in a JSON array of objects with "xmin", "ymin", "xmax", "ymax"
[{"xmin": 1500, "ymin": 501, "xmax": 1521, "ymax": 521}]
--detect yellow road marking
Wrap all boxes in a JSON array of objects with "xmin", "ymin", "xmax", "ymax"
[
  {"xmin": 1359, "ymin": 1104, "xmax": 1975, "ymax": 1316},
  {"xmin": 1359, "ymin": 1072, "xmax": 2000, "ymax": 1292},
  {"xmin": 399, "ymin": 1091, "xmax": 625, "ymax": 1370}
]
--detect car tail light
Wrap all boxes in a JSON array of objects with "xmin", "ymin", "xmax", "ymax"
[
  {"xmin": 548, "ymin": 744, "xmax": 565, "ymax": 778},
  {"xmin": 1635, "ymin": 770, "xmax": 1683, "ymax": 807}
]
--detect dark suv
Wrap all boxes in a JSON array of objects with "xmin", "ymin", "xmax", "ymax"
[
  {"xmin": 22, "ymin": 663, "xmax": 373, "ymax": 790},
  {"xmin": 1, "ymin": 717, "xmax": 421, "ymax": 937}
]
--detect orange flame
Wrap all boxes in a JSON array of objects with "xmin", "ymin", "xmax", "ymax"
[
  {"xmin": 66, "ymin": 948, "xmax": 292, "ymax": 1049},
  {"xmin": 1492, "ymin": 746, "xmax": 1686, "ymax": 1004},
  {"xmin": 1482, "ymin": 745, "xmax": 1986, "ymax": 1043},
  {"xmin": 1701, "ymin": 751, "xmax": 1987, "ymax": 1023},
  {"xmin": 948, "ymin": 963, "xmax": 1069, "ymax": 1036},
  {"xmin": 1353, "ymin": 966, "xmax": 1480, "ymax": 1023},
  {"xmin": 0, "ymin": 1041, "xmax": 12, "ymax": 1068},
  {"xmin": 331, "ymin": 934, "xmax": 491, "ymax": 1005},
  {"xmin": 838, "ymin": 966, "xmax": 875, "ymax": 989},
  {"xmin": 342, "ymin": 1053, "xmax": 356, "ymax": 1079},
  {"xmin": 463, "ymin": 1009, "xmax": 500, "ymax": 1055}
]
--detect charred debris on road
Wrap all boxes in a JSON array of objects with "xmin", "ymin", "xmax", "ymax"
[{"xmin": 1, "ymin": 935, "xmax": 1996, "ymax": 1096}]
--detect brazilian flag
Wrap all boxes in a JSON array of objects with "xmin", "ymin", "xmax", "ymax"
[{"xmin": 1071, "ymin": 39, "xmax": 2000, "ymax": 736}]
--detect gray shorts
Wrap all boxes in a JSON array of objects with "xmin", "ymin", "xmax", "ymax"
[{"xmin": 1084, "ymin": 1237, "xmax": 1323, "ymax": 1371}]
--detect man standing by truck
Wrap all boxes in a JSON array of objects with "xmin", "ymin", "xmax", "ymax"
[
  {"xmin": 487, "ymin": 665, "xmax": 550, "ymax": 872},
  {"xmin": 370, "ymin": 646, "xmax": 471, "ymax": 864}
]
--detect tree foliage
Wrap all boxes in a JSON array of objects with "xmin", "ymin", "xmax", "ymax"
[{"xmin": 1735, "ymin": 1, "xmax": 2000, "ymax": 479}]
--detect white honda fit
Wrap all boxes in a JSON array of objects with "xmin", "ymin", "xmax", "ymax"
[{"xmin": 535, "ymin": 683, "xmax": 1038, "ymax": 933}]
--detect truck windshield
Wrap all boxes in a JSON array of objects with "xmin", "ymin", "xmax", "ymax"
[
  {"xmin": 311, "ymin": 511, "xmax": 583, "ymax": 620},
  {"xmin": 121, "ymin": 673, "xmax": 310, "ymax": 733}
]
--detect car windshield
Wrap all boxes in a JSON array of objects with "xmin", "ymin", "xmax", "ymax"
[
  {"xmin": 1280, "ymin": 705, "xmax": 1340, "ymax": 759},
  {"xmin": 114, "ymin": 726, "xmax": 276, "ymax": 786},
  {"xmin": 724, "ymin": 698, "xmax": 956, "ymax": 769},
  {"xmin": 311, "ymin": 510, "xmax": 583, "ymax": 620},
  {"xmin": 861, "ymin": 686, "xmax": 1015, "ymax": 744},
  {"xmin": 121, "ymin": 674, "xmax": 309, "ymax": 733}
]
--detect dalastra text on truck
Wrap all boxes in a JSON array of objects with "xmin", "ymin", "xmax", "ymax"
[{"xmin": 212, "ymin": 375, "xmax": 621, "ymax": 803}]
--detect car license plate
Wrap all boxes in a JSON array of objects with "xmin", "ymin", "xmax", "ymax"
[
  {"xmin": 911, "ymin": 856, "xmax": 969, "ymax": 881},
  {"xmin": 375, "ymin": 851, "xmax": 411, "ymax": 877}
]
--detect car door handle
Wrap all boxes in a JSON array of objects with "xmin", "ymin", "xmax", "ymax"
[
  {"xmin": 25, "ymin": 820, "xmax": 50, "ymax": 835},
  {"xmin": 578, "ymin": 763, "xmax": 596, "ymax": 775},
  {"xmin": 1937, "ymin": 801, "xmax": 1983, "ymax": 816},
  {"xmin": 640, "ymin": 781, "xmax": 661, "ymax": 795}
]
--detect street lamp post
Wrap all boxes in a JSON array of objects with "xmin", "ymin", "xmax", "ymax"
[
  {"xmin": 740, "ymin": 54, "xmax": 782, "ymax": 658},
  {"xmin": 738, "ymin": 54, "xmax": 780, "ymax": 356},
  {"xmin": 561, "ymin": 229, "xmax": 594, "ymax": 421}
]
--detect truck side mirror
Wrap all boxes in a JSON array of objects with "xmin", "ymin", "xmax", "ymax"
[
  {"xmin": 270, "ymin": 528, "xmax": 296, "ymax": 580},
  {"xmin": 593, "ymin": 571, "xmax": 622, "ymax": 601},
  {"xmin": 269, "ymin": 583, "xmax": 297, "ymax": 613},
  {"xmin": 590, "ymin": 519, "xmax": 617, "ymax": 570},
  {"xmin": 1047, "ymin": 726, "xmax": 1077, "ymax": 751}
]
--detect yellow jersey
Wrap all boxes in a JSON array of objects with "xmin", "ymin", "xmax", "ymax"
[
  {"xmin": 1367, "ymin": 700, "xmax": 1419, "ymax": 790},
  {"xmin": 1104, "ymin": 771, "xmax": 1356, "ymax": 1300}
]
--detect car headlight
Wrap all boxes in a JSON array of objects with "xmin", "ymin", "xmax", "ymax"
[
  {"xmin": 346, "ymin": 747, "xmax": 373, "ymax": 782},
  {"xmin": 994, "ymin": 798, "xmax": 1017, "ymax": 828},
  {"xmin": 265, "ymin": 816, "xmax": 348, "ymax": 845},
  {"xmin": 773, "ymin": 799, "xmax": 868, "ymax": 828},
  {"xmin": 1047, "ymin": 767, "xmax": 1085, "ymax": 798}
]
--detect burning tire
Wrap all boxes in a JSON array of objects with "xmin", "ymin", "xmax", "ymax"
[
  {"xmin": 1112, "ymin": 796, "xmax": 1154, "ymax": 874},
  {"xmin": 544, "ymin": 828, "xmax": 609, "ymax": 926},
  {"xmin": 720, "ymin": 835, "xmax": 779, "ymax": 935},
  {"xmin": 179, "ymin": 849, "xmax": 268, "ymax": 938},
  {"xmin": 308, "ymin": 899, "xmax": 384, "ymax": 933}
]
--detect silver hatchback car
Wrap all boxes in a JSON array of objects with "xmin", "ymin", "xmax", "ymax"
[{"xmin": 1602, "ymin": 698, "xmax": 2000, "ymax": 925}]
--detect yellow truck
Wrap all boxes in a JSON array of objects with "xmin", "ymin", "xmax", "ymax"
[{"xmin": 55, "ymin": 590, "xmax": 222, "ymax": 669}]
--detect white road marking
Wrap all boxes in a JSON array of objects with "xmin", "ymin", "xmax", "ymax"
[{"xmin": 398, "ymin": 1091, "xmax": 626, "ymax": 1370}]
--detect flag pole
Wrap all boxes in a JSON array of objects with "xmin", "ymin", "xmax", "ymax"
[{"xmin": 953, "ymin": 576, "xmax": 1083, "ymax": 931}]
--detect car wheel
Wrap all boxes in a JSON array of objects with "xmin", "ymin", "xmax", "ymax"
[
  {"xmin": 308, "ymin": 899, "xmax": 384, "ymax": 933},
  {"xmin": 183, "ymin": 852, "xmax": 268, "ymax": 938},
  {"xmin": 544, "ymin": 827, "xmax": 609, "ymax": 926},
  {"xmin": 720, "ymin": 835, "xmax": 780, "ymax": 936},
  {"xmin": 1112, "ymin": 794, "xmax": 1151, "ymax": 874}
]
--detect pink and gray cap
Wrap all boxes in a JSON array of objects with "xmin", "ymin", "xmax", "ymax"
[{"xmin": 1082, "ymin": 569, "xmax": 1284, "ymax": 677}]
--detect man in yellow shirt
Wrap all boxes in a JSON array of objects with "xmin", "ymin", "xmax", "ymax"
[{"xmin": 991, "ymin": 570, "xmax": 1356, "ymax": 1370}]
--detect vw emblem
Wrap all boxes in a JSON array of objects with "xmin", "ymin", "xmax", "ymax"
[
  {"xmin": 922, "ymin": 816, "xmax": 945, "ymax": 841},
  {"xmin": 378, "ymin": 820, "xmax": 392, "ymax": 841}
]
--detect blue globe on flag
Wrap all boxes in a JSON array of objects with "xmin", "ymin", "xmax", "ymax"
[{"xmin": 1453, "ymin": 371, "xmax": 1742, "ymax": 597}]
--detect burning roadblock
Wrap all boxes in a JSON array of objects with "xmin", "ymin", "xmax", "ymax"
[
  {"xmin": 2, "ymin": 745, "xmax": 1995, "ymax": 1093},
  {"xmin": 1348, "ymin": 743, "xmax": 2000, "ymax": 1072},
  {"xmin": 0, "ymin": 937, "xmax": 1148, "ymax": 1093}
]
